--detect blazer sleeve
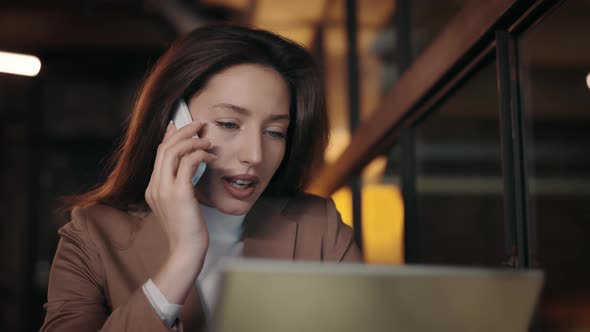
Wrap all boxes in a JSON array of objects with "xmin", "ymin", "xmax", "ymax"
[
  {"xmin": 323, "ymin": 198, "xmax": 363, "ymax": 263},
  {"xmin": 40, "ymin": 210, "xmax": 182, "ymax": 332}
]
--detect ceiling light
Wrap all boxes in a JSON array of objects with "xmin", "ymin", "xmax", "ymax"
[{"xmin": 0, "ymin": 51, "xmax": 41, "ymax": 77}]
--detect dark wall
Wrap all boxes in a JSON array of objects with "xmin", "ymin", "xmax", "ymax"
[{"xmin": 0, "ymin": 48, "xmax": 165, "ymax": 331}]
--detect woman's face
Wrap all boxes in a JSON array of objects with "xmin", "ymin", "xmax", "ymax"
[{"xmin": 188, "ymin": 64, "xmax": 290, "ymax": 215}]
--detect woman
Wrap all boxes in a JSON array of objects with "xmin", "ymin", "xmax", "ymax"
[{"xmin": 40, "ymin": 24, "xmax": 361, "ymax": 332}]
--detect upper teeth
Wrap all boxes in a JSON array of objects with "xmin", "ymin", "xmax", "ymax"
[{"xmin": 233, "ymin": 179, "xmax": 252, "ymax": 185}]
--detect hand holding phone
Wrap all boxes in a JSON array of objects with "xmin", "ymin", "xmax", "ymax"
[
  {"xmin": 145, "ymin": 100, "xmax": 213, "ymax": 306},
  {"xmin": 171, "ymin": 99, "xmax": 207, "ymax": 185}
]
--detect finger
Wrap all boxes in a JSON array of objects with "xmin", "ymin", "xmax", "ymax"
[
  {"xmin": 176, "ymin": 150, "xmax": 217, "ymax": 186},
  {"xmin": 162, "ymin": 121, "xmax": 176, "ymax": 142},
  {"xmin": 151, "ymin": 122, "xmax": 171, "ymax": 182},
  {"xmin": 151, "ymin": 121, "xmax": 176, "ymax": 195},
  {"xmin": 150, "ymin": 143, "xmax": 166, "ymax": 200},
  {"xmin": 144, "ymin": 184, "xmax": 153, "ymax": 208},
  {"xmin": 162, "ymin": 120, "xmax": 204, "ymax": 146},
  {"xmin": 160, "ymin": 138, "xmax": 212, "ymax": 185}
]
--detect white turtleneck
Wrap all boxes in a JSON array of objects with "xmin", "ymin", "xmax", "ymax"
[{"xmin": 142, "ymin": 203, "xmax": 246, "ymax": 327}]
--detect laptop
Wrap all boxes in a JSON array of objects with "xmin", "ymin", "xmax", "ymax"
[{"xmin": 211, "ymin": 259, "xmax": 543, "ymax": 332}]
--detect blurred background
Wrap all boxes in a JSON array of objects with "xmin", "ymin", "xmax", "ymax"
[{"xmin": 1, "ymin": 0, "xmax": 589, "ymax": 331}]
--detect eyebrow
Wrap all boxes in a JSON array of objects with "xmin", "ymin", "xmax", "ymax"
[{"xmin": 211, "ymin": 103, "xmax": 290, "ymax": 121}]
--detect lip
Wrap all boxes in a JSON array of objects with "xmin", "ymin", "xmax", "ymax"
[
  {"xmin": 224, "ymin": 174, "xmax": 260, "ymax": 182},
  {"xmin": 222, "ymin": 174, "xmax": 259, "ymax": 199}
]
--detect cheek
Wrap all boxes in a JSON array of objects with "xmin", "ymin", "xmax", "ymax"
[
  {"xmin": 265, "ymin": 142, "xmax": 286, "ymax": 173},
  {"xmin": 206, "ymin": 146, "xmax": 231, "ymax": 171},
  {"xmin": 202, "ymin": 129, "xmax": 235, "ymax": 164},
  {"xmin": 200, "ymin": 123, "xmax": 222, "ymax": 142}
]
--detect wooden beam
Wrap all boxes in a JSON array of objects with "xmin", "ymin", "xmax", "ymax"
[{"xmin": 307, "ymin": 0, "xmax": 520, "ymax": 196}]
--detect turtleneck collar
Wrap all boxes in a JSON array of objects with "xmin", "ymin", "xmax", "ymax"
[{"xmin": 199, "ymin": 203, "xmax": 246, "ymax": 241}]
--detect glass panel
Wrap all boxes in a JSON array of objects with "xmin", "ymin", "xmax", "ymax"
[
  {"xmin": 356, "ymin": 0, "xmax": 402, "ymax": 265},
  {"xmin": 322, "ymin": 0, "xmax": 396, "ymax": 162},
  {"xmin": 413, "ymin": 58, "xmax": 506, "ymax": 267},
  {"xmin": 325, "ymin": 1, "xmax": 401, "ymax": 265},
  {"xmin": 519, "ymin": 1, "xmax": 590, "ymax": 329},
  {"xmin": 326, "ymin": 0, "xmax": 466, "ymax": 264},
  {"xmin": 332, "ymin": 153, "xmax": 405, "ymax": 265},
  {"xmin": 360, "ymin": 146, "xmax": 404, "ymax": 264}
]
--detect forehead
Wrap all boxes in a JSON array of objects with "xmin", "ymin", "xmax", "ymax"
[{"xmin": 190, "ymin": 64, "xmax": 290, "ymax": 117}]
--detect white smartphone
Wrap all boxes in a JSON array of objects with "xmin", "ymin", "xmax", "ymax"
[{"xmin": 171, "ymin": 99, "xmax": 207, "ymax": 185}]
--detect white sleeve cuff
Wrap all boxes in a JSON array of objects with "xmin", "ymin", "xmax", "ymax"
[{"xmin": 142, "ymin": 278, "xmax": 184, "ymax": 327}]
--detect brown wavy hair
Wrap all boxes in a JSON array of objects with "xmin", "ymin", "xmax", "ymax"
[{"xmin": 64, "ymin": 24, "xmax": 328, "ymax": 212}]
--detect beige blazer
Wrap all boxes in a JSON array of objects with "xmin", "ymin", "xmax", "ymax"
[{"xmin": 40, "ymin": 193, "xmax": 362, "ymax": 332}]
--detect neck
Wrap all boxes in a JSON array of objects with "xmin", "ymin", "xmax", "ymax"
[{"xmin": 199, "ymin": 203, "xmax": 246, "ymax": 239}]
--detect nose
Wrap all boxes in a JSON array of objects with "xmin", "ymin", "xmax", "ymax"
[{"xmin": 238, "ymin": 129, "xmax": 263, "ymax": 166}]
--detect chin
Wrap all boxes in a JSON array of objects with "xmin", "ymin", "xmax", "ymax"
[
  {"xmin": 195, "ymin": 177, "xmax": 266, "ymax": 215},
  {"xmin": 214, "ymin": 200, "xmax": 253, "ymax": 215},
  {"xmin": 196, "ymin": 187, "xmax": 257, "ymax": 215}
]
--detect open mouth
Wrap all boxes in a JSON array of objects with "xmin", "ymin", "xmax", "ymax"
[
  {"xmin": 226, "ymin": 178, "xmax": 255, "ymax": 189},
  {"xmin": 222, "ymin": 175, "xmax": 260, "ymax": 199}
]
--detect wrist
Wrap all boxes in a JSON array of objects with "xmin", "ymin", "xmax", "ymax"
[
  {"xmin": 167, "ymin": 241, "xmax": 208, "ymax": 272},
  {"xmin": 154, "ymin": 242, "xmax": 207, "ymax": 294},
  {"xmin": 169, "ymin": 237, "xmax": 208, "ymax": 258}
]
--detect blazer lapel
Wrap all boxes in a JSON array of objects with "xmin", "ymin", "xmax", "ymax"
[
  {"xmin": 131, "ymin": 195, "xmax": 298, "ymax": 272},
  {"xmin": 242, "ymin": 196, "xmax": 297, "ymax": 259},
  {"xmin": 130, "ymin": 195, "xmax": 298, "ymax": 330}
]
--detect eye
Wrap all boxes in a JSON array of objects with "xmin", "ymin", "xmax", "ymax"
[
  {"xmin": 266, "ymin": 130, "xmax": 286, "ymax": 139},
  {"xmin": 216, "ymin": 121, "xmax": 239, "ymax": 130}
]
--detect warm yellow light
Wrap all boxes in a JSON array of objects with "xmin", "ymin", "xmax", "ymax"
[
  {"xmin": 586, "ymin": 73, "xmax": 590, "ymax": 91},
  {"xmin": 362, "ymin": 156, "xmax": 387, "ymax": 182},
  {"xmin": 324, "ymin": 128, "xmax": 350, "ymax": 163},
  {"xmin": 362, "ymin": 184, "xmax": 404, "ymax": 264},
  {"xmin": 331, "ymin": 184, "xmax": 404, "ymax": 264},
  {"xmin": 0, "ymin": 51, "xmax": 41, "ymax": 77},
  {"xmin": 332, "ymin": 187, "xmax": 353, "ymax": 227}
]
